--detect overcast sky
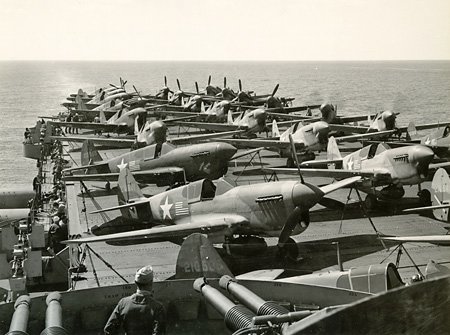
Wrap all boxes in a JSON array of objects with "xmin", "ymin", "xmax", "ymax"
[{"xmin": 1, "ymin": 0, "xmax": 449, "ymax": 61}]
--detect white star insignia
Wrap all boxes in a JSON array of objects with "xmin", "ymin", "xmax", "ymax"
[
  {"xmin": 160, "ymin": 196, "xmax": 173, "ymax": 220},
  {"xmin": 117, "ymin": 159, "xmax": 128, "ymax": 170}
]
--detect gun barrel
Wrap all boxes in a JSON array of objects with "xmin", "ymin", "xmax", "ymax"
[
  {"xmin": 7, "ymin": 295, "xmax": 31, "ymax": 335},
  {"xmin": 193, "ymin": 278, "xmax": 255, "ymax": 331},
  {"xmin": 219, "ymin": 275, "xmax": 289, "ymax": 316}
]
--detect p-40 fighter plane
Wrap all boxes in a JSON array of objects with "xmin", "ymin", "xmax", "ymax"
[
  {"xmin": 218, "ymin": 119, "xmax": 330, "ymax": 166},
  {"xmin": 62, "ymin": 139, "xmax": 250, "ymax": 186},
  {"xmin": 174, "ymin": 108, "xmax": 268, "ymax": 138},
  {"xmin": 51, "ymin": 107, "xmax": 148, "ymax": 135},
  {"xmin": 64, "ymin": 164, "xmax": 360, "ymax": 256},
  {"xmin": 266, "ymin": 136, "xmax": 449, "ymax": 208}
]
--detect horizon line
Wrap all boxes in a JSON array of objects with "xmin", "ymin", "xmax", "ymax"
[{"xmin": 1, "ymin": 59, "xmax": 450, "ymax": 62}]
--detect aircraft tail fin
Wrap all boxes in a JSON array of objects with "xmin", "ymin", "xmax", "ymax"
[
  {"xmin": 117, "ymin": 166, "xmax": 151, "ymax": 220},
  {"xmin": 75, "ymin": 92, "xmax": 86, "ymax": 110},
  {"xmin": 200, "ymin": 101, "xmax": 206, "ymax": 114},
  {"xmin": 81, "ymin": 140, "xmax": 103, "ymax": 166},
  {"xmin": 430, "ymin": 168, "xmax": 450, "ymax": 222},
  {"xmin": 327, "ymin": 136, "xmax": 342, "ymax": 161},
  {"xmin": 99, "ymin": 110, "xmax": 107, "ymax": 124},
  {"xmin": 272, "ymin": 119, "xmax": 280, "ymax": 137},
  {"xmin": 175, "ymin": 233, "xmax": 233, "ymax": 279},
  {"xmin": 134, "ymin": 115, "xmax": 142, "ymax": 136},
  {"xmin": 407, "ymin": 122, "xmax": 418, "ymax": 140},
  {"xmin": 227, "ymin": 110, "xmax": 234, "ymax": 124}
]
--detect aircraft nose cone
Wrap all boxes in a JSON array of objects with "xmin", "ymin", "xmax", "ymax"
[
  {"xmin": 153, "ymin": 121, "xmax": 167, "ymax": 142},
  {"xmin": 254, "ymin": 109, "xmax": 267, "ymax": 125},
  {"xmin": 409, "ymin": 145, "xmax": 434, "ymax": 177},
  {"xmin": 216, "ymin": 143, "xmax": 237, "ymax": 159},
  {"xmin": 382, "ymin": 110, "xmax": 396, "ymax": 129},
  {"xmin": 409, "ymin": 145, "xmax": 435, "ymax": 164},
  {"xmin": 292, "ymin": 182, "xmax": 325, "ymax": 208}
]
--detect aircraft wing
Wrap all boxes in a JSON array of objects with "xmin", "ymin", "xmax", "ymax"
[
  {"xmin": 63, "ymin": 213, "xmax": 249, "ymax": 244},
  {"xmin": 329, "ymin": 124, "xmax": 373, "ymax": 134},
  {"xmin": 263, "ymin": 105, "xmax": 322, "ymax": 113},
  {"xmin": 339, "ymin": 114, "xmax": 378, "ymax": 123},
  {"xmin": 267, "ymin": 113, "xmax": 321, "ymax": 122},
  {"xmin": 403, "ymin": 204, "xmax": 450, "ymax": 213},
  {"xmin": 63, "ymin": 167, "xmax": 185, "ymax": 184},
  {"xmin": 174, "ymin": 121, "xmax": 239, "ymax": 132},
  {"xmin": 51, "ymin": 135, "xmax": 135, "ymax": 147},
  {"xmin": 380, "ymin": 235, "xmax": 450, "ymax": 246},
  {"xmin": 335, "ymin": 130, "xmax": 398, "ymax": 142},
  {"xmin": 264, "ymin": 167, "xmax": 391, "ymax": 181},
  {"xmin": 50, "ymin": 121, "xmax": 128, "ymax": 132},
  {"xmin": 398, "ymin": 122, "xmax": 450, "ymax": 132},
  {"xmin": 429, "ymin": 161, "xmax": 450, "ymax": 170},
  {"xmin": 169, "ymin": 130, "xmax": 246, "ymax": 145},
  {"xmin": 218, "ymin": 138, "xmax": 305, "ymax": 150}
]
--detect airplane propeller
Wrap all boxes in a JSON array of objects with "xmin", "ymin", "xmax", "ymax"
[
  {"xmin": 208, "ymin": 75, "xmax": 211, "ymax": 86},
  {"xmin": 271, "ymin": 84, "xmax": 279, "ymax": 97}
]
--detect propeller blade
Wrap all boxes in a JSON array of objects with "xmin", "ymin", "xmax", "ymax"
[
  {"xmin": 133, "ymin": 85, "xmax": 142, "ymax": 100},
  {"xmin": 318, "ymin": 197, "xmax": 346, "ymax": 210},
  {"xmin": 109, "ymin": 84, "xmax": 119, "ymax": 89},
  {"xmin": 224, "ymin": 77, "xmax": 227, "ymax": 88},
  {"xmin": 164, "ymin": 76, "xmax": 167, "ymax": 87},
  {"xmin": 195, "ymin": 82, "xmax": 199, "ymax": 94},
  {"xmin": 272, "ymin": 84, "xmax": 279, "ymax": 97},
  {"xmin": 288, "ymin": 134, "xmax": 304, "ymax": 184},
  {"xmin": 177, "ymin": 79, "xmax": 181, "ymax": 91},
  {"xmin": 208, "ymin": 75, "xmax": 211, "ymax": 86},
  {"xmin": 239, "ymin": 79, "xmax": 242, "ymax": 92}
]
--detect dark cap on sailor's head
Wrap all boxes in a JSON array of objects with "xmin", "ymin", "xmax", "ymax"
[{"xmin": 135, "ymin": 265, "xmax": 154, "ymax": 284}]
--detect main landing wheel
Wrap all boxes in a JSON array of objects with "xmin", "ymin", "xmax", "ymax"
[
  {"xmin": 364, "ymin": 194, "xmax": 378, "ymax": 210},
  {"xmin": 418, "ymin": 189, "xmax": 431, "ymax": 206},
  {"xmin": 277, "ymin": 237, "xmax": 299, "ymax": 261}
]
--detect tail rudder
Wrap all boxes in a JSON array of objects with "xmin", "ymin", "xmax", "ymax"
[
  {"xmin": 227, "ymin": 110, "xmax": 233, "ymax": 124},
  {"xmin": 99, "ymin": 110, "xmax": 107, "ymax": 124},
  {"xmin": 272, "ymin": 119, "xmax": 280, "ymax": 137},
  {"xmin": 75, "ymin": 92, "xmax": 87, "ymax": 110},
  {"xmin": 175, "ymin": 233, "xmax": 233, "ymax": 279},
  {"xmin": 407, "ymin": 122, "xmax": 418, "ymax": 140},
  {"xmin": 431, "ymin": 168, "xmax": 450, "ymax": 222},
  {"xmin": 81, "ymin": 140, "xmax": 102, "ymax": 166},
  {"xmin": 117, "ymin": 166, "xmax": 150, "ymax": 219},
  {"xmin": 327, "ymin": 136, "xmax": 342, "ymax": 160}
]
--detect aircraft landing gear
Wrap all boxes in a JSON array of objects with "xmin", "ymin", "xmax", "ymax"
[
  {"xmin": 223, "ymin": 235, "xmax": 268, "ymax": 256},
  {"xmin": 105, "ymin": 181, "xmax": 111, "ymax": 192},
  {"xmin": 277, "ymin": 237, "xmax": 299, "ymax": 261},
  {"xmin": 418, "ymin": 189, "xmax": 431, "ymax": 206},
  {"xmin": 364, "ymin": 194, "xmax": 378, "ymax": 210}
]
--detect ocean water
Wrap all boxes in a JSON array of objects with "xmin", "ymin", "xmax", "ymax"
[{"xmin": 0, "ymin": 60, "xmax": 449, "ymax": 185}]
